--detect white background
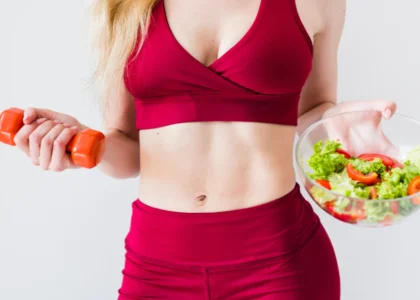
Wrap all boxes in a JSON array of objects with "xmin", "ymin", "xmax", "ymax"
[{"xmin": 1, "ymin": 1, "xmax": 419, "ymax": 299}]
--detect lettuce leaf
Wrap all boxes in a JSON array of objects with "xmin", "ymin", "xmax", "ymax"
[
  {"xmin": 376, "ymin": 181, "xmax": 408, "ymax": 200},
  {"xmin": 308, "ymin": 140, "xmax": 349, "ymax": 180},
  {"xmin": 328, "ymin": 170, "xmax": 371, "ymax": 199},
  {"xmin": 309, "ymin": 185, "xmax": 336, "ymax": 205},
  {"xmin": 406, "ymin": 145, "xmax": 420, "ymax": 169},
  {"xmin": 351, "ymin": 158, "xmax": 387, "ymax": 178},
  {"xmin": 364, "ymin": 201, "xmax": 394, "ymax": 223}
]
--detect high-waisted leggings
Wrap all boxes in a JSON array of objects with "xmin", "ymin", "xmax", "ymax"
[{"xmin": 118, "ymin": 184, "xmax": 340, "ymax": 299}]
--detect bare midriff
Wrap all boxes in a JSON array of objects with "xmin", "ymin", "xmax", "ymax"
[{"xmin": 138, "ymin": 122, "xmax": 297, "ymax": 212}]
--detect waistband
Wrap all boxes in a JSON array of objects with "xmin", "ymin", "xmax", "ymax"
[{"xmin": 125, "ymin": 183, "xmax": 320, "ymax": 267}]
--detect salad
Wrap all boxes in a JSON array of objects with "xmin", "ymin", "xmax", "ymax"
[{"xmin": 307, "ymin": 140, "xmax": 420, "ymax": 225}]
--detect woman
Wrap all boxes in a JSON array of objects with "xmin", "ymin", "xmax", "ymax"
[{"xmin": 13, "ymin": 0, "xmax": 396, "ymax": 299}]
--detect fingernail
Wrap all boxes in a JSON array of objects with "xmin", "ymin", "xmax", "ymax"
[
  {"xmin": 385, "ymin": 109, "xmax": 391, "ymax": 119},
  {"xmin": 71, "ymin": 126, "xmax": 78, "ymax": 130}
]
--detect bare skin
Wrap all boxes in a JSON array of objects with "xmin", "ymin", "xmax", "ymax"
[
  {"xmin": 15, "ymin": 0, "xmax": 396, "ymax": 212},
  {"xmin": 133, "ymin": 0, "xmax": 338, "ymax": 212}
]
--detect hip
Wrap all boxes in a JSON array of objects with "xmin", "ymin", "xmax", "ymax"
[{"xmin": 127, "ymin": 183, "xmax": 320, "ymax": 266}]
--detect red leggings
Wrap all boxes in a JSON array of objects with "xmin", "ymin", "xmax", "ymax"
[{"xmin": 118, "ymin": 184, "xmax": 340, "ymax": 299}]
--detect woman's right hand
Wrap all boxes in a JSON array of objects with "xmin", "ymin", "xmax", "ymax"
[{"xmin": 13, "ymin": 108, "xmax": 88, "ymax": 171}]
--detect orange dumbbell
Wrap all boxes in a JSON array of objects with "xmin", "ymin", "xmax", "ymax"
[{"xmin": 0, "ymin": 108, "xmax": 106, "ymax": 169}]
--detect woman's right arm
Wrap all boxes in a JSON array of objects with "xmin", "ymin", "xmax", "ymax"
[
  {"xmin": 14, "ymin": 79, "xmax": 140, "ymax": 179},
  {"xmin": 97, "ymin": 80, "xmax": 140, "ymax": 179}
]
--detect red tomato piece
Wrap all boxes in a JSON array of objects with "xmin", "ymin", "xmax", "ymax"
[
  {"xmin": 411, "ymin": 197, "xmax": 420, "ymax": 205},
  {"xmin": 390, "ymin": 202, "xmax": 399, "ymax": 215},
  {"xmin": 370, "ymin": 187, "xmax": 378, "ymax": 199},
  {"xmin": 408, "ymin": 176, "xmax": 420, "ymax": 195},
  {"xmin": 379, "ymin": 215, "xmax": 393, "ymax": 226},
  {"xmin": 315, "ymin": 179, "xmax": 331, "ymax": 190},
  {"xmin": 336, "ymin": 149, "xmax": 351, "ymax": 159},
  {"xmin": 392, "ymin": 161, "xmax": 404, "ymax": 169},
  {"xmin": 324, "ymin": 201, "xmax": 358, "ymax": 224},
  {"xmin": 346, "ymin": 163, "xmax": 379, "ymax": 185},
  {"xmin": 358, "ymin": 153, "xmax": 395, "ymax": 169}
]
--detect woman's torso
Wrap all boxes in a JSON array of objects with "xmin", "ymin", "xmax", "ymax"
[{"xmin": 128, "ymin": 0, "xmax": 321, "ymax": 212}]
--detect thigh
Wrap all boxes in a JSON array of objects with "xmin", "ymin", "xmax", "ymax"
[
  {"xmin": 208, "ymin": 225, "xmax": 340, "ymax": 300},
  {"xmin": 118, "ymin": 250, "xmax": 206, "ymax": 300}
]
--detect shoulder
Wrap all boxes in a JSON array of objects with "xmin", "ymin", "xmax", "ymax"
[
  {"xmin": 295, "ymin": 0, "xmax": 346, "ymax": 38},
  {"xmin": 319, "ymin": 0, "xmax": 346, "ymax": 34}
]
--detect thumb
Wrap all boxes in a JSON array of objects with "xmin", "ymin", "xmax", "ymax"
[
  {"xmin": 355, "ymin": 100, "xmax": 397, "ymax": 119},
  {"xmin": 337, "ymin": 100, "xmax": 397, "ymax": 120},
  {"xmin": 23, "ymin": 107, "xmax": 79, "ymax": 126},
  {"xmin": 23, "ymin": 108, "xmax": 58, "ymax": 124}
]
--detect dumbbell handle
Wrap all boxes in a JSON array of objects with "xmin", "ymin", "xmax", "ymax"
[{"xmin": 0, "ymin": 108, "xmax": 105, "ymax": 169}]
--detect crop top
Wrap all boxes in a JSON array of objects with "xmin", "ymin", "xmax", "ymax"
[{"xmin": 124, "ymin": 0, "xmax": 313, "ymax": 130}]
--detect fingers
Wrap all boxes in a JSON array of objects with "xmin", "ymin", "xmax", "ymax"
[
  {"xmin": 29, "ymin": 121, "xmax": 57, "ymax": 165},
  {"xmin": 49, "ymin": 126, "xmax": 79, "ymax": 172},
  {"xmin": 356, "ymin": 100, "xmax": 397, "ymax": 120},
  {"xmin": 382, "ymin": 101, "xmax": 397, "ymax": 120},
  {"xmin": 30, "ymin": 121, "xmax": 79, "ymax": 170},
  {"xmin": 12, "ymin": 108, "xmax": 83, "ymax": 171},
  {"xmin": 14, "ymin": 118, "xmax": 48, "ymax": 155},
  {"xmin": 39, "ymin": 123, "xmax": 67, "ymax": 170}
]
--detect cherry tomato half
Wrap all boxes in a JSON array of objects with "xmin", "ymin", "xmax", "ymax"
[
  {"xmin": 370, "ymin": 187, "xmax": 378, "ymax": 199},
  {"xmin": 325, "ymin": 201, "xmax": 357, "ymax": 224},
  {"xmin": 315, "ymin": 179, "xmax": 331, "ymax": 190},
  {"xmin": 380, "ymin": 215, "xmax": 393, "ymax": 226},
  {"xmin": 411, "ymin": 197, "xmax": 420, "ymax": 205},
  {"xmin": 408, "ymin": 176, "xmax": 420, "ymax": 195},
  {"xmin": 336, "ymin": 149, "xmax": 351, "ymax": 159},
  {"xmin": 346, "ymin": 163, "xmax": 379, "ymax": 185},
  {"xmin": 358, "ymin": 153, "xmax": 395, "ymax": 169},
  {"xmin": 325, "ymin": 201, "xmax": 365, "ymax": 223},
  {"xmin": 392, "ymin": 161, "xmax": 404, "ymax": 169},
  {"xmin": 391, "ymin": 202, "xmax": 399, "ymax": 215}
]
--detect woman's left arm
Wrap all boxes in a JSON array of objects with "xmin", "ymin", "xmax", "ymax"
[
  {"xmin": 296, "ymin": 0, "xmax": 346, "ymax": 136},
  {"xmin": 296, "ymin": 0, "xmax": 397, "ymax": 137}
]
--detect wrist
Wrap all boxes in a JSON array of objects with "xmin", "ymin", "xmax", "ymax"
[{"xmin": 320, "ymin": 102, "xmax": 338, "ymax": 120}]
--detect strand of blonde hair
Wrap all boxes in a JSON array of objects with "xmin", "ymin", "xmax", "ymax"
[{"xmin": 88, "ymin": 0, "xmax": 158, "ymax": 113}]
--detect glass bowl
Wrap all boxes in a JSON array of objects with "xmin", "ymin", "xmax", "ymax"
[{"xmin": 296, "ymin": 110, "xmax": 420, "ymax": 227}]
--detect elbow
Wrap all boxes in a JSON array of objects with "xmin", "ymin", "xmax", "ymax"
[
  {"xmin": 110, "ymin": 170, "xmax": 140, "ymax": 180},
  {"xmin": 97, "ymin": 159, "xmax": 140, "ymax": 180}
]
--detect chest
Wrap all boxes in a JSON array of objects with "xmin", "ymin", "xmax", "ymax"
[
  {"xmin": 125, "ymin": 0, "xmax": 314, "ymax": 99},
  {"xmin": 164, "ymin": 0, "xmax": 261, "ymax": 67}
]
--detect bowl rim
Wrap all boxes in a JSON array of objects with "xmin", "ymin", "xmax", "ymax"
[{"xmin": 295, "ymin": 110, "xmax": 420, "ymax": 203}]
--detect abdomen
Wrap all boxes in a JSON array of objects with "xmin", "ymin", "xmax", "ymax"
[{"xmin": 137, "ymin": 121, "xmax": 297, "ymax": 212}]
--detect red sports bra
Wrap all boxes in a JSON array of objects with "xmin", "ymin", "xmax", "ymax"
[{"xmin": 124, "ymin": 0, "xmax": 313, "ymax": 130}]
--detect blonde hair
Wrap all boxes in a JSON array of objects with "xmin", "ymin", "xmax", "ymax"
[{"xmin": 88, "ymin": 0, "xmax": 158, "ymax": 110}]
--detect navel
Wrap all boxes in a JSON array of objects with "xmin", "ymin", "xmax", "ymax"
[{"xmin": 196, "ymin": 194, "xmax": 207, "ymax": 206}]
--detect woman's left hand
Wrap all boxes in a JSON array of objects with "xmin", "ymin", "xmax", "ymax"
[{"xmin": 321, "ymin": 100, "xmax": 399, "ymax": 158}]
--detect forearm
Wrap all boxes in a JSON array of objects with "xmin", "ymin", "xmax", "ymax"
[
  {"xmin": 297, "ymin": 101, "xmax": 336, "ymax": 137},
  {"xmin": 97, "ymin": 129, "xmax": 140, "ymax": 179}
]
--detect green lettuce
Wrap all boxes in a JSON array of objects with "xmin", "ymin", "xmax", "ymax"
[
  {"xmin": 308, "ymin": 140, "xmax": 349, "ymax": 180},
  {"xmin": 398, "ymin": 199, "xmax": 415, "ymax": 216},
  {"xmin": 328, "ymin": 170, "xmax": 371, "ymax": 199},
  {"xmin": 406, "ymin": 145, "xmax": 420, "ymax": 168},
  {"xmin": 306, "ymin": 139, "xmax": 420, "ymax": 224},
  {"xmin": 364, "ymin": 201, "xmax": 394, "ymax": 223},
  {"xmin": 309, "ymin": 185, "xmax": 336, "ymax": 205},
  {"xmin": 350, "ymin": 158, "xmax": 387, "ymax": 178},
  {"xmin": 376, "ymin": 181, "xmax": 407, "ymax": 200}
]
